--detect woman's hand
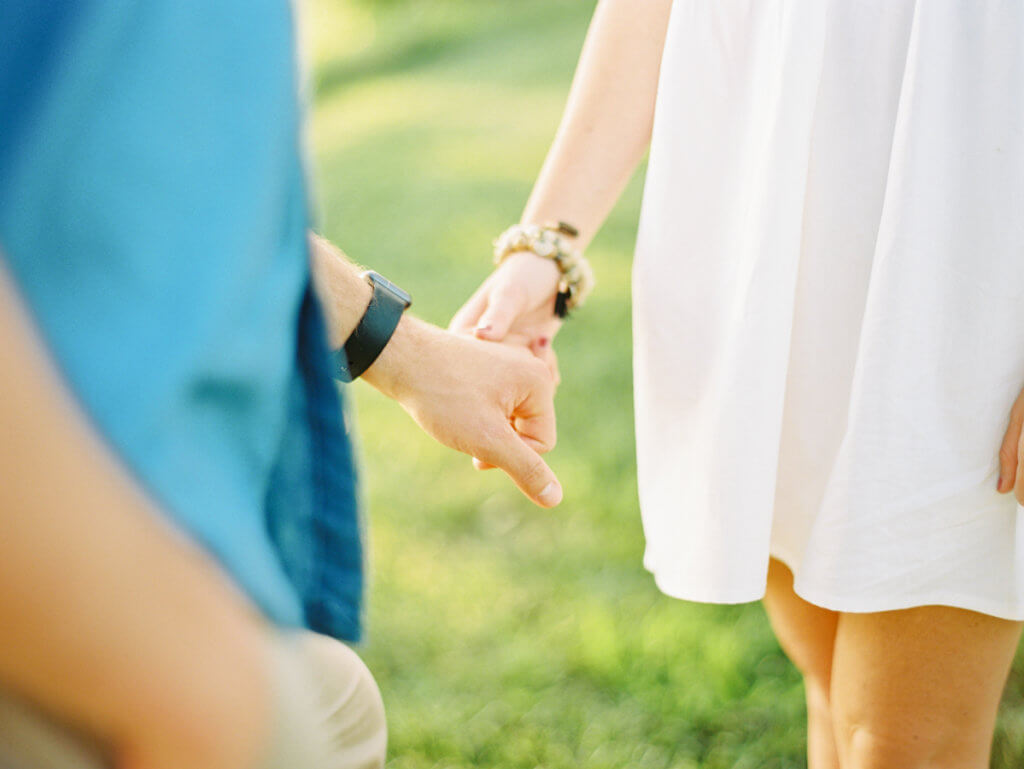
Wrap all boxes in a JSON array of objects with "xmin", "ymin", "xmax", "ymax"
[
  {"xmin": 449, "ymin": 251, "xmax": 564, "ymax": 382},
  {"xmin": 997, "ymin": 386, "xmax": 1024, "ymax": 504}
]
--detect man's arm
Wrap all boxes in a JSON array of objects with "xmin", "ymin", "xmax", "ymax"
[
  {"xmin": 309, "ymin": 234, "xmax": 563, "ymax": 507},
  {"xmin": 0, "ymin": 263, "xmax": 276, "ymax": 769}
]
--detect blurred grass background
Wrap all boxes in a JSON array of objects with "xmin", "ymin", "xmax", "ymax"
[{"xmin": 303, "ymin": 1, "xmax": 1024, "ymax": 766}]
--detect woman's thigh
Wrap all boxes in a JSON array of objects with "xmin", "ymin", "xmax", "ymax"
[
  {"xmin": 831, "ymin": 606, "xmax": 1023, "ymax": 769},
  {"xmin": 764, "ymin": 559, "xmax": 842, "ymax": 768},
  {"xmin": 763, "ymin": 558, "xmax": 840, "ymax": 690}
]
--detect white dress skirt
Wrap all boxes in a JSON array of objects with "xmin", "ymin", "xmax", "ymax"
[{"xmin": 632, "ymin": 0, "xmax": 1024, "ymax": 619}]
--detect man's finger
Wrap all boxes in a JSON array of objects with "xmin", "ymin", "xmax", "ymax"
[
  {"xmin": 513, "ymin": 413, "xmax": 556, "ymax": 455},
  {"xmin": 478, "ymin": 425, "xmax": 562, "ymax": 508},
  {"xmin": 511, "ymin": 360, "xmax": 557, "ymax": 452},
  {"xmin": 474, "ymin": 433, "xmax": 549, "ymax": 471}
]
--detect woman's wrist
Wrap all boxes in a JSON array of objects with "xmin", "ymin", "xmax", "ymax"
[
  {"xmin": 493, "ymin": 224, "xmax": 594, "ymax": 317},
  {"xmin": 500, "ymin": 250, "xmax": 561, "ymax": 287}
]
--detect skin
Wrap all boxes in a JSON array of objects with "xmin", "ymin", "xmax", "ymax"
[
  {"xmin": 449, "ymin": 0, "xmax": 675, "ymax": 377},
  {"xmin": 0, "ymin": 232, "xmax": 560, "ymax": 767},
  {"xmin": 763, "ymin": 560, "xmax": 841, "ymax": 768},
  {"xmin": 766, "ymin": 559, "xmax": 1023, "ymax": 769},
  {"xmin": 311, "ymin": 234, "xmax": 562, "ymax": 507},
  {"xmin": 451, "ymin": 0, "xmax": 1024, "ymax": 764},
  {"xmin": 997, "ymin": 385, "xmax": 1024, "ymax": 501}
]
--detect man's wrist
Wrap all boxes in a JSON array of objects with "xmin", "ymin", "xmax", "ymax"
[
  {"xmin": 360, "ymin": 314, "xmax": 427, "ymax": 402},
  {"xmin": 308, "ymin": 234, "xmax": 373, "ymax": 348},
  {"xmin": 335, "ymin": 272, "xmax": 410, "ymax": 383}
]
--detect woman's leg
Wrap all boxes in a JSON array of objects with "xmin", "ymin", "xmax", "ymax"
[
  {"xmin": 831, "ymin": 606, "xmax": 1022, "ymax": 769},
  {"xmin": 763, "ymin": 558, "xmax": 841, "ymax": 769}
]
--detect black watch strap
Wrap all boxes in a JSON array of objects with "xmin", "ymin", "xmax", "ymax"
[{"xmin": 334, "ymin": 273, "xmax": 410, "ymax": 382}]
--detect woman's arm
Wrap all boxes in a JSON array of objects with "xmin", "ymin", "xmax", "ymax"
[
  {"xmin": 521, "ymin": 0, "xmax": 674, "ymax": 248},
  {"xmin": 450, "ymin": 0, "xmax": 674, "ymax": 344}
]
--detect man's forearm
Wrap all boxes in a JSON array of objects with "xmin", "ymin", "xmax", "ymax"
[
  {"xmin": 307, "ymin": 231, "xmax": 420, "ymax": 399},
  {"xmin": 0, "ymin": 264, "xmax": 273, "ymax": 769},
  {"xmin": 308, "ymin": 233, "xmax": 374, "ymax": 349}
]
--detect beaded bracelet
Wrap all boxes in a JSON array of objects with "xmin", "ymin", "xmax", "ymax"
[{"xmin": 492, "ymin": 221, "xmax": 595, "ymax": 318}]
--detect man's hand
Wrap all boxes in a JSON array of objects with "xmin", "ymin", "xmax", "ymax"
[
  {"xmin": 309, "ymin": 234, "xmax": 563, "ymax": 507},
  {"xmin": 363, "ymin": 316, "xmax": 563, "ymax": 508},
  {"xmin": 997, "ymin": 385, "xmax": 1024, "ymax": 505}
]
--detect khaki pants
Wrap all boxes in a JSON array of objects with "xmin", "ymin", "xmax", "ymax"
[{"xmin": 0, "ymin": 632, "xmax": 386, "ymax": 769}]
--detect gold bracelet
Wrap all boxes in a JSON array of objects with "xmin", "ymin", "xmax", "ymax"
[{"xmin": 492, "ymin": 221, "xmax": 595, "ymax": 318}]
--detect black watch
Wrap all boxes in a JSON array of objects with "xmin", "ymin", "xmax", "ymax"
[{"xmin": 334, "ymin": 271, "xmax": 411, "ymax": 382}]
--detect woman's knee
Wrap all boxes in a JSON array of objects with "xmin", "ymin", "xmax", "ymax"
[
  {"xmin": 832, "ymin": 710, "xmax": 985, "ymax": 769},
  {"xmin": 804, "ymin": 677, "xmax": 831, "ymax": 716},
  {"xmin": 829, "ymin": 607, "xmax": 1019, "ymax": 769},
  {"xmin": 298, "ymin": 633, "xmax": 387, "ymax": 769}
]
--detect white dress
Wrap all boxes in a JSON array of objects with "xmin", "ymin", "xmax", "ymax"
[{"xmin": 632, "ymin": 0, "xmax": 1024, "ymax": 619}]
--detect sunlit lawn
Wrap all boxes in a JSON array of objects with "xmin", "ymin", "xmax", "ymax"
[{"xmin": 305, "ymin": 2, "xmax": 1024, "ymax": 766}]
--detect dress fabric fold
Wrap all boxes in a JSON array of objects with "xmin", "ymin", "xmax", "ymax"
[{"xmin": 633, "ymin": 0, "xmax": 1024, "ymax": 618}]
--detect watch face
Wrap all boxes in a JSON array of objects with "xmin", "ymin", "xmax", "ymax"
[{"xmin": 364, "ymin": 270, "xmax": 412, "ymax": 308}]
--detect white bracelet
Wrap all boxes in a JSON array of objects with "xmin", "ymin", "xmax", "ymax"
[{"xmin": 492, "ymin": 221, "xmax": 595, "ymax": 317}]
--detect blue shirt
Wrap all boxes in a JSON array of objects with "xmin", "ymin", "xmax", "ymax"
[{"xmin": 0, "ymin": 1, "xmax": 363, "ymax": 640}]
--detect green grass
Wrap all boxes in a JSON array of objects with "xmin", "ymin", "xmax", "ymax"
[{"xmin": 306, "ymin": 2, "xmax": 1024, "ymax": 766}]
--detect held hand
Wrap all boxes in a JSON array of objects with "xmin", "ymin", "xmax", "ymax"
[
  {"xmin": 363, "ymin": 316, "xmax": 563, "ymax": 507},
  {"xmin": 997, "ymin": 386, "xmax": 1024, "ymax": 505},
  {"xmin": 449, "ymin": 252, "xmax": 564, "ymax": 382}
]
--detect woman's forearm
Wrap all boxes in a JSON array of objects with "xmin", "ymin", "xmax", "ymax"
[
  {"xmin": 452, "ymin": 0, "xmax": 673, "ymax": 350},
  {"xmin": 520, "ymin": 0, "xmax": 674, "ymax": 249}
]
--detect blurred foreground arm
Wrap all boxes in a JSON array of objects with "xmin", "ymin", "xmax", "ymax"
[
  {"xmin": 0, "ymin": 264, "xmax": 275, "ymax": 769},
  {"xmin": 310, "ymin": 234, "xmax": 563, "ymax": 507},
  {"xmin": 450, "ymin": 0, "xmax": 673, "ymax": 345}
]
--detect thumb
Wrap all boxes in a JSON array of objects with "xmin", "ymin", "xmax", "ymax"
[
  {"xmin": 474, "ymin": 287, "xmax": 525, "ymax": 341},
  {"xmin": 999, "ymin": 399, "xmax": 1024, "ymax": 493},
  {"xmin": 480, "ymin": 425, "xmax": 563, "ymax": 507}
]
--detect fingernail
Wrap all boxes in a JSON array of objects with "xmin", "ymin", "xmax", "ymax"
[
  {"xmin": 538, "ymin": 481, "xmax": 562, "ymax": 506},
  {"xmin": 998, "ymin": 475, "xmax": 1004, "ymax": 491},
  {"xmin": 475, "ymin": 324, "xmax": 492, "ymax": 334}
]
